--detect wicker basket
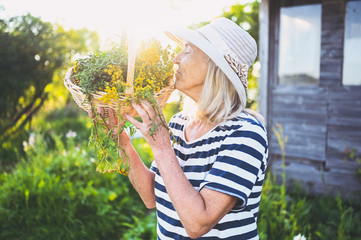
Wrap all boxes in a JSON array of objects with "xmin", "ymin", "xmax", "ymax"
[
  {"xmin": 64, "ymin": 68, "xmax": 175, "ymax": 117},
  {"xmin": 63, "ymin": 41, "xmax": 175, "ymax": 175},
  {"xmin": 64, "ymin": 38, "xmax": 175, "ymax": 116}
]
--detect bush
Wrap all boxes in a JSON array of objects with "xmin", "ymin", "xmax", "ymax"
[
  {"xmin": 1, "ymin": 100, "xmax": 361, "ymax": 239},
  {"xmin": 0, "ymin": 132, "xmax": 155, "ymax": 240},
  {"xmin": 258, "ymin": 173, "xmax": 361, "ymax": 240}
]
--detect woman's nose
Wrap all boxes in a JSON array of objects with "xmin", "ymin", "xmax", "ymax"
[{"xmin": 173, "ymin": 52, "xmax": 181, "ymax": 64}]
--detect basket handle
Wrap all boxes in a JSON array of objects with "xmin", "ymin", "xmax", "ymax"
[{"xmin": 126, "ymin": 37, "xmax": 136, "ymax": 95}]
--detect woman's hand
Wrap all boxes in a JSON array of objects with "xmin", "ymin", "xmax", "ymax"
[
  {"xmin": 88, "ymin": 106, "xmax": 156, "ymax": 208},
  {"xmin": 88, "ymin": 107, "xmax": 131, "ymax": 148},
  {"xmin": 126, "ymin": 101, "xmax": 171, "ymax": 151}
]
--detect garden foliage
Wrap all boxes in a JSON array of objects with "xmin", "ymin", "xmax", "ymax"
[
  {"xmin": 1, "ymin": 103, "xmax": 361, "ymax": 240},
  {"xmin": 0, "ymin": 13, "xmax": 99, "ymax": 165},
  {"xmin": 0, "ymin": 118, "xmax": 155, "ymax": 240}
]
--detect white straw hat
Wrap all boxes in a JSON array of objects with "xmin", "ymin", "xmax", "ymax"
[{"xmin": 166, "ymin": 17, "xmax": 257, "ymax": 107}]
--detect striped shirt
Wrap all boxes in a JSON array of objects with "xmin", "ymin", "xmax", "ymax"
[{"xmin": 150, "ymin": 111, "xmax": 268, "ymax": 239}]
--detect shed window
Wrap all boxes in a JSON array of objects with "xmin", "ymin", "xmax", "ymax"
[
  {"xmin": 343, "ymin": 0, "xmax": 361, "ymax": 86},
  {"xmin": 278, "ymin": 4, "xmax": 321, "ymax": 85}
]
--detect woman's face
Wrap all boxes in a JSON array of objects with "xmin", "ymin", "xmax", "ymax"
[{"xmin": 173, "ymin": 42, "xmax": 208, "ymax": 102}]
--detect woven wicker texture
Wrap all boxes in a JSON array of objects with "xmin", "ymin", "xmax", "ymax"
[{"xmin": 64, "ymin": 67, "xmax": 175, "ymax": 117}]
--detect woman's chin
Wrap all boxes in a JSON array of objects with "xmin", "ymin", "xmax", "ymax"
[{"xmin": 174, "ymin": 81, "xmax": 180, "ymax": 91}]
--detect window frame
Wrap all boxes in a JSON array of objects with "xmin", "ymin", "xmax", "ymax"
[
  {"xmin": 277, "ymin": 3, "xmax": 322, "ymax": 86},
  {"xmin": 342, "ymin": 0, "xmax": 361, "ymax": 86}
]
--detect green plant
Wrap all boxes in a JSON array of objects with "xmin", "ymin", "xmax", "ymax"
[
  {"xmin": 344, "ymin": 147, "xmax": 361, "ymax": 182},
  {"xmin": 272, "ymin": 123, "xmax": 289, "ymax": 217},
  {"xmin": 258, "ymin": 173, "xmax": 361, "ymax": 240},
  {"xmin": 0, "ymin": 14, "xmax": 99, "ymax": 165},
  {"xmin": 121, "ymin": 211, "xmax": 157, "ymax": 240},
  {"xmin": 70, "ymin": 39, "xmax": 175, "ymax": 175},
  {"xmin": 0, "ymin": 131, "xmax": 151, "ymax": 240},
  {"xmin": 258, "ymin": 124, "xmax": 361, "ymax": 240}
]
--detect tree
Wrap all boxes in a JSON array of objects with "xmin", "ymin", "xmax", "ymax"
[{"xmin": 0, "ymin": 14, "xmax": 99, "ymax": 163}]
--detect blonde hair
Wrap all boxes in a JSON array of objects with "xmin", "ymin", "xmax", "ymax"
[{"xmin": 187, "ymin": 59, "xmax": 265, "ymax": 126}]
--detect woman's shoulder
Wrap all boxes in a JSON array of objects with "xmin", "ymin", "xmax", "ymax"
[
  {"xmin": 213, "ymin": 111, "xmax": 268, "ymax": 150},
  {"xmin": 214, "ymin": 111, "xmax": 268, "ymax": 144},
  {"xmin": 169, "ymin": 111, "xmax": 189, "ymax": 122},
  {"xmin": 222, "ymin": 111, "xmax": 266, "ymax": 131},
  {"xmin": 168, "ymin": 111, "xmax": 188, "ymax": 129}
]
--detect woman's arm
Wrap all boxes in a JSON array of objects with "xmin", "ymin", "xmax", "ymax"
[
  {"xmin": 119, "ymin": 141, "xmax": 156, "ymax": 209},
  {"xmin": 93, "ymin": 108, "xmax": 156, "ymax": 208},
  {"xmin": 153, "ymin": 147, "xmax": 238, "ymax": 239},
  {"xmin": 126, "ymin": 102, "xmax": 238, "ymax": 239}
]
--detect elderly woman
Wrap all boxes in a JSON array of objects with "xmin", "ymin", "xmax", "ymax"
[{"xmin": 107, "ymin": 17, "xmax": 268, "ymax": 240}]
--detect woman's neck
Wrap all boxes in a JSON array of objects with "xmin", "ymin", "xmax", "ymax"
[{"xmin": 184, "ymin": 118, "xmax": 217, "ymax": 142}]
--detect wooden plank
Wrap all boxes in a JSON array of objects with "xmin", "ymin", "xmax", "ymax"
[
  {"xmin": 322, "ymin": 0, "xmax": 344, "ymax": 3},
  {"xmin": 267, "ymin": 0, "xmax": 281, "ymax": 149},
  {"xmin": 266, "ymin": 0, "xmax": 361, "ymax": 196},
  {"xmin": 280, "ymin": 0, "xmax": 321, "ymax": 7},
  {"xmin": 326, "ymin": 122, "xmax": 361, "ymax": 163},
  {"xmin": 326, "ymin": 160, "xmax": 361, "ymax": 174},
  {"xmin": 270, "ymin": 131, "xmax": 326, "ymax": 143},
  {"xmin": 320, "ymin": 59, "xmax": 342, "ymax": 74},
  {"xmin": 320, "ymin": 0, "xmax": 344, "ymax": 87},
  {"xmin": 270, "ymin": 132, "xmax": 326, "ymax": 146},
  {"xmin": 272, "ymin": 85, "xmax": 327, "ymax": 95},
  {"xmin": 327, "ymin": 137, "xmax": 361, "ymax": 157},
  {"xmin": 271, "ymin": 158, "xmax": 361, "ymax": 197},
  {"xmin": 329, "ymin": 98, "xmax": 361, "ymax": 106},
  {"xmin": 259, "ymin": 0, "xmax": 270, "ymax": 121},
  {"xmin": 273, "ymin": 94, "xmax": 328, "ymax": 105},
  {"xmin": 328, "ymin": 86, "xmax": 361, "ymax": 99},
  {"xmin": 272, "ymin": 105, "xmax": 327, "ymax": 116},
  {"xmin": 328, "ymin": 125, "xmax": 361, "ymax": 139},
  {"xmin": 321, "ymin": 28, "xmax": 344, "ymax": 44},
  {"xmin": 320, "ymin": 45, "xmax": 343, "ymax": 59},
  {"xmin": 329, "ymin": 107, "xmax": 361, "ymax": 118},
  {"xmin": 328, "ymin": 87, "xmax": 361, "ymax": 126},
  {"xmin": 273, "ymin": 115, "xmax": 327, "ymax": 124},
  {"xmin": 270, "ymin": 120, "xmax": 327, "ymax": 161},
  {"xmin": 328, "ymin": 116, "xmax": 361, "ymax": 127},
  {"xmin": 271, "ymin": 139, "xmax": 326, "ymax": 160}
]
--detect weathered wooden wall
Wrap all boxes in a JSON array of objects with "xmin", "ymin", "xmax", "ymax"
[{"xmin": 260, "ymin": 0, "xmax": 361, "ymax": 197}]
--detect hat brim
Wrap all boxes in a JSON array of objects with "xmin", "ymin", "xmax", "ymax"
[{"xmin": 165, "ymin": 29, "xmax": 246, "ymax": 100}]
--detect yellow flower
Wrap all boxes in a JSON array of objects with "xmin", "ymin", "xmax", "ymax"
[{"xmin": 99, "ymin": 84, "xmax": 118, "ymax": 103}]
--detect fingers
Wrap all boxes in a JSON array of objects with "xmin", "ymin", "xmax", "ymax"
[
  {"xmin": 125, "ymin": 101, "xmax": 152, "ymax": 132},
  {"xmin": 108, "ymin": 108, "xmax": 118, "ymax": 126},
  {"xmin": 126, "ymin": 100, "xmax": 165, "ymax": 135},
  {"xmin": 98, "ymin": 107, "xmax": 105, "ymax": 117},
  {"xmin": 137, "ymin": 100, "xmax": 160, "ymax": 120},
  {"xmin": 140, "ymin": 101, "xmax": 155, "ymax": 117},
  {"xmin": 125, "ymin": 114, "xmax": 142, "ymax": 130}
]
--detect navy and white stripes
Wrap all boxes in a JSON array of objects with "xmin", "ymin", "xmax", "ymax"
[{"xmin": 151, "ymin": 111, "xmax": 268, "ymax": 239}]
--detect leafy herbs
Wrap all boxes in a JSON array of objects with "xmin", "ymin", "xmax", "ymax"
[{"xmin": 70, "ymin": 39, "xmax": 175, "ymax": 175}]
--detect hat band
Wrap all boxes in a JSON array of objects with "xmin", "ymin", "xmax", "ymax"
[{"xmin": 224, "ymin": 52, "xmax": 249, "ymax": 89}]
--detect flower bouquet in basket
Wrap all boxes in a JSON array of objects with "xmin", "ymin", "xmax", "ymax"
[{"xmin": 64, "ymin": 39, "xmax": 175, "ymax": 175}]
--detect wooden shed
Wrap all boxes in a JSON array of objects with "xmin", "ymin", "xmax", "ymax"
[{"xmin": 258, "ymin": 0, "xmax": 361, "ymax": 197}]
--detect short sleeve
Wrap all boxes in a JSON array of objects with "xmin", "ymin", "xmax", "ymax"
[
  {"xmin": 199, "ymin": 126, "xmax": 267, "ymax": 209},
  {"xmin": 150, "ymin": 160, "xmax": 158, "ymax": 174}
]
